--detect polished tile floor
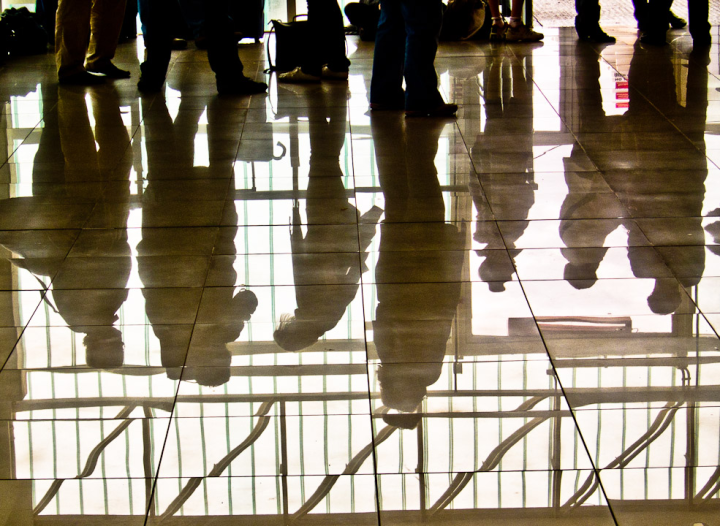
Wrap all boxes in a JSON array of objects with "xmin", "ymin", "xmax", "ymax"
[{"xmin": 0, "ymin": 25, "xmax": 719, "ymax": 526}]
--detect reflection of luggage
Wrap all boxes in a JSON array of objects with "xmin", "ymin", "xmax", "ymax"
[{"xmin": 231, "ymin": 0, "xmax": 265, "ymax": 43}]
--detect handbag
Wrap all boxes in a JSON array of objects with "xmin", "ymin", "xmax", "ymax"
[
  {"xmin": 440, "ymin": 0, "xmax": 487, "ymax": 41},
  {"xmin": 266, "ymin": 16, "xmax": 310, "ymax": 72}
]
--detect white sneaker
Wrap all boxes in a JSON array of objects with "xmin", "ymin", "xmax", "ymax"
[
  {"xmin": 278, "ymin": 67, "xmax": 321, "ymax": 83},
  {"xmin": 321, "ymin": 65, "xmax": 349, "ymax": 80}
]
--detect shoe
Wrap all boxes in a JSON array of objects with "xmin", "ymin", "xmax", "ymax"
[
  {"xmin": 575, "ymin": 19, "xmax": 615, "ymax": 43},
  {"xmin": 405, "ymin": 103, "xmax": 458, "ymax": 118},
  {"xmin": 321, "ymin": 65, "xmax": 349, "ymax": 81},
  {"xmin": 489, "ymin": 22, "xmax": 507, "ymax": 42},
  {"xmin": 369, "ymin": 101, "xmax": 404, "ymax": 111},
  {"xmin": 668, "ymin": 11, "xmax": 687, "ymax": 29},
  {"xmin": 505, "ymin": 23, "xmax": 544, "ymax": 42},
  {"xmin": 170, "ymin": 38, "xmax": 188, "ymax": 50},
  {"xmin": 58, "ymin": 71, "xmax": 106, "ymax": 85},
  {"xmin": 217, "ymin": 76, "xmax": 268, "ymax": 95},
  {"xmin": 278, "ymin": 67, "xmax": 321, "ymax": 83},
  {"xmin": 86, "ymin": 62, "xmax": 131, "ymax": 79},
  {"xmin": 137, "ymin": 76, "xmax": 165, "ymax": 93}
]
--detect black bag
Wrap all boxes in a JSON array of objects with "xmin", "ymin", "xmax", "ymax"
[
  {"xmin": 0, "ymin": 7, "xmax": 47, "ymax": 56},
  {"xmin": 266, "ymin": 16, "xmax": 310, "ymax": 72}
]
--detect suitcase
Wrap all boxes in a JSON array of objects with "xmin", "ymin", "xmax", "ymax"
[{"xmin": 231, "ymin": 0, "xmax": 265, "ymax": 43}]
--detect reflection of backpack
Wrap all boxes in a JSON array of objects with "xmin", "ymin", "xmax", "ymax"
[
  {"xmin": 0, "ymin": 7, "xmax": 48, "ymax": 57},
  {"xmin": 440, "ymin": 0, "xmax": 488, "ymax": 40}
]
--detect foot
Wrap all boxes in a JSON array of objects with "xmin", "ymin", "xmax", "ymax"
[
  {"xmin": 137, "ymin": 76, "xmax": 165, "ymax": 93},
  {"xmin": 58, "ymin": 71, "xmax": 106, "ymax": 85},
  {"xmin": 575, "ymin": 18, "xmax": 615, "ymax": 43},
  {"xmin": 217, "ymin": 76, "xmax": 268, "ymax": 95},
  {"xmin": 321, "ymin": 65, "xmax": 349, "ymax": 81},
  {"xmin": 490, "ymin": 20, "xmax": 507, "ymax": 42},
  {"xmin": 668, "ymin": 11, "xmax": 687, "ymax": 29},
  {"xmin": 405, "ymin": 103, "xmax": 458, "ymax": 118},
  {"xmin": 506, "ymin": 23, "xmax": 544, "ymax": 42},
  {"xmin": 86, "ymin": 62, "xmax": 131, "ymax": 79},
  {"xmin": 278, "ymin": 67, "xmax": 321, "ymax": 83}
]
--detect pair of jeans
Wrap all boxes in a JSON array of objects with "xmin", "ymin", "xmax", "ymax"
[
  {"xmin": 140, "ymin": 0, "xmax": 244, "ymax": 87},
  {"xmin": 55, "ymin": 0, "xmax": 127, "ymax": 77},
  {"xmin": 370, "ymin": 0, "xmax": 444, "ymax": 111},
  {"xmin": 302, "ymin": 0, "xmax": 350, "ymax": 76}
]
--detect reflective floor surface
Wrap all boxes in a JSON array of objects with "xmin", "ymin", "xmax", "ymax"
[{"xmin": 1, "ymin": 26, "xmax": 720, "ymax": 526}]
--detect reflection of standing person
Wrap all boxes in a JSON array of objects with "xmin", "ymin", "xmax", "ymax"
[
  {"xmin": 558, "ymin": 43, "xmax": 624, "ymax": 289},
  {"xmin": 138, "ymin": 96, "xmax": 256, "ymax": 386},
  {"xmin": 55, "ymin": 0, "xmax": 130, "ymax": 83},
  {"xmin": 369, "ymin": 0, "xmax": 457, "ymax": 117},
  {"xmin": 472, "ymin": 53, "xmax": 535, "ymax": 291},
  {"xmin": 370, "ymin": 113, "xmax": 464, "ymax": 428},
  {"xmin": 278, "ymin": 0, "xmax": 351, "ymax": 83},
  {"xmin": 1, "ymin": 85, "xmax": 133, "ymax": 368},
  {"xmin": 137, "ymin": 0, "xmax": 267, "ymax": 94},
  {"xmin": 274, "ymin": 85, "xmax": 382, "ymax": 350},
  {"xmin": 621, "ymin": 45, "xmax": 708, "ymax": 314}
]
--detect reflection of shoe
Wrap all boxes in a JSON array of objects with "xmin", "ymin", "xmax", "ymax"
[
  {"xmin": 86, "ymin": 62, "xmax": 131, "ymax": 79},
  {"xmin": 58, "ymin": 71, "xmax": 106, "ymax": 85},
  {"xmin": 489, "ymin": 22, "xmax": 507, "ymax": 42},
  {"xmin": 405, "ymin": 103, "xmax": 458, "ymax": 118},
  {"xmin": 278, "ymin": 67, "xmax": 321, "ymax": 83},
  {"xmin": 506, "ymin": 23, "xmax": 544, "ymax": 42},
  {"xmin": 369, "ymin": 101, "xmax": 404, "ymax": 111},
  {"xmin": 640, "ymin": 32, "xmax": 667, "ymax": 45},
  {"xmin": 321, "ymin": 65, "xmax": 349, "ymax": 80},
  {"xmin": 217, "ymin": 76, "xmax": 268, "ymax": 95},
  {"xmin": 668, "ymin": 11, "xmax": 687, "ymax": 29}
]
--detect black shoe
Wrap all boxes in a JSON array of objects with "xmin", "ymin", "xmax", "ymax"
[
  {"xmin": 58, "ymin": 71, "xmax": 106, "ymax": 85},
  {"xmin": 692, "ymin": 34, "xmax": 712, "ymax": 47},
  {"xmin": 86, "ymin": 62, "xmax": 131, "ymax": 79},
  {"xmin": 575, "ymin": 18, "xmax": 616, "ymax": 43},
  {"xmin": 668, "ymin": 11, "xmax": 687, "ymax": 29},
  {"xmin": 217, "ymin": 76, "xmax": 268, "ymax": 95},
  {"xmin": 137, "ymin": 76, "xmax": 165, "ymax": 93}
]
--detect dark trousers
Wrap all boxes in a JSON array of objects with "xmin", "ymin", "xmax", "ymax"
[
  {"xmin": 140, "ymin": 0, "xmax": 243, "ymax": 86},
  {"xmin": 302, "ymin": 0, "xmax": 350, "ymax": 76},
  {"xmin": 575, "ymin": 0, "xmax": 601, "ymax": 25},
  {"xmin": 370, "ymin": 0, "xmax": 444, "ymax": 111}
]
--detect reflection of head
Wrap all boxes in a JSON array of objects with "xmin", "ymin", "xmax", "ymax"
[
  {"xmin": 478, "ymin": 251, "xmax": 514, "ymax": 293},
  {"xmin": 273, "ymin": 314, "xmax": 325, "ymax": 352},
  {"xmin": 184, "ymin": 344, "xmax": 231, "ymax": 387},
  {"xmin": 647, "ymin": 280, "xmax": 681, "ymax": 315},
  {"xmin": 564, "ymin": 263, "xmax": 597, "ymax": 290},
  {"xmin": 378, "ymin": 365, "xmax": 429, "ymax": 411},
  {"xmin": 84, "ymin": 327, "xmax": 124, "ymax": 368}
]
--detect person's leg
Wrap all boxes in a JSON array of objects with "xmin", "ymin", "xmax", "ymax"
[
  {"xmin": 575, "ymin": 0, "xmax": 614, "ymax": 41},
  {"xmin": 486, "ymin": 0, "xmax": 507, "ymax": 40},
  {"xmin": 505, "ymin": 0, "xmax": 543, "ymax": 41},
  {"xmin": 137, "ymin": 0, "xmax": 173, "ymax": 90},
  {"xmin": 688, "ymin": 0, "xmax": 711, "ymax": 44},
  {"xmin": 399, "ymin": 0, "xmax": 445, "ymax": 112},
  {"xmin": 369, "ymin": 0, "xmax": 405, "ymax": 108},
  {"xmin": 202, "ymin": 0, "xmax": 267, "ymax": 93},
  {"xmin": 641, "ymin": 0, "xmax": 672, "ymax": 44},
  {"xmin": 86, "ymin": 0, "xmax": 130, "ymax": 77},
  {"xmin": 308, "ymin": 0, "xmax": 349, "ymax": 73},
  {"xmin": 55, "ymin": 0, "xmax": 94, "ymax": 80}
]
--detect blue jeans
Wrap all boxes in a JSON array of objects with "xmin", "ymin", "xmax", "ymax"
[{"xmin": 370, "ymin": 0, "xmax": 444, "ymax": 110}]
